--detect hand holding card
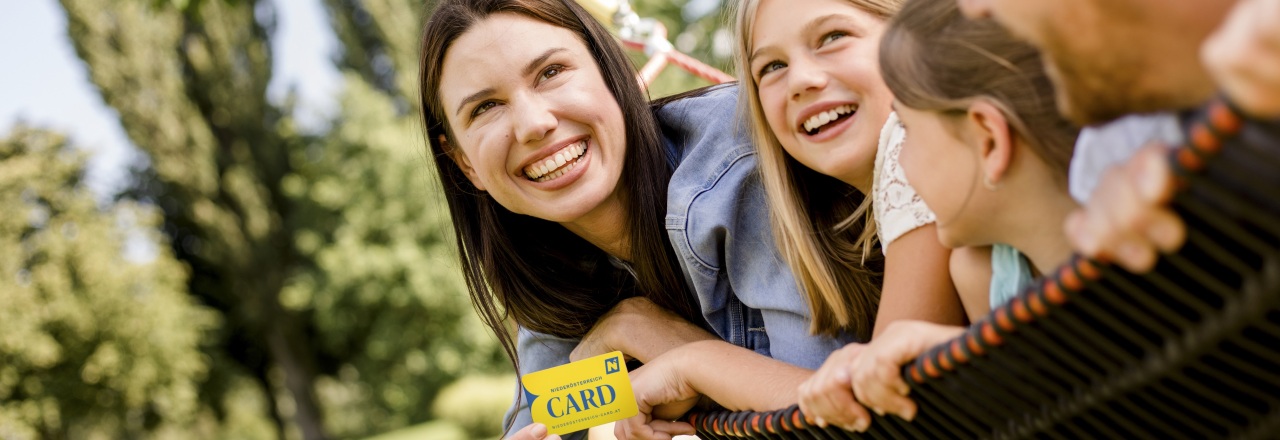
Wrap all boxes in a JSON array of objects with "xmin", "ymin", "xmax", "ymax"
[{"xmin": 522, "ymin": 351, "xmax": 639, "ymax": 435}]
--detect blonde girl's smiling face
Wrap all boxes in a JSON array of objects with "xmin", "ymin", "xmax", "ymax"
[
  {"xmin": 440, "ymin": 13, "xmax": 627, "ymax": 226},
  {"xmin": 749, "ymin": 0, "xmax": 895, "ymax": 189}
]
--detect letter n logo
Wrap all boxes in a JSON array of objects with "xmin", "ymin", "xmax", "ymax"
[{"xmin": 605, "ymin": 357, "xmax": 621, "ymax": 375}]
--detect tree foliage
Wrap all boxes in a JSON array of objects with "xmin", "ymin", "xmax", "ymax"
[
  {"xmin": 56, "ymin": 0, "xmax": 502, "ymax": 438},
  {"xmin": 36, "ymin": 0, "xmax": 724, "ymax": 438},
  {"xmin": 0, "ymin": 126, "xmax": 215, "ymax": 439}
]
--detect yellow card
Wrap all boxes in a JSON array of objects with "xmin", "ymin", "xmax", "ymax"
[{"xmin": 522, "ymin": 351, "xmax": 638, "ymax": 435}]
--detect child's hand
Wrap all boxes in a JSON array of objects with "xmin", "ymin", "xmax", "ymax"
[
  {"xmin": 797, "ymin": 343, "xmax": 872, "ymax": 432},
  {"xmin": 506, "ymin": 423, "xmax": 562, "ymax": 440},
  {"xmin": 613, "ymin": 354, "xmax": 699, "ymax": 440},
  {"xmin": 1065, "ymin": 144, "xmax": 1185, "ymax": 273},
  {"xmin": 1203, "ymin": 0, "xmax": 1280, "ymax": 118},
  {"xmin": 848, "ymin": 321, "xmax": 964, "ymax": 422}
]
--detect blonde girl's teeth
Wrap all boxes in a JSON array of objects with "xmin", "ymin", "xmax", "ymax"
[
  {"xmin": 555, "ymin": 153, "xmax": 567, "ymax": 167},
  {"xmin": 543, "ymin": 158, "xmax": 556, "ymax": 170}
]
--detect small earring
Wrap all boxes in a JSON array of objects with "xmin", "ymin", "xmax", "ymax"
[{"xmin": 983, "ymin": 175, "xmax": 1001, "ymax": 191}]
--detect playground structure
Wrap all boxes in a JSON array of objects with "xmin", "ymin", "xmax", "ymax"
[{"xmin": 578, "ymin": 0, "xmax": 735, "ymax": 87}]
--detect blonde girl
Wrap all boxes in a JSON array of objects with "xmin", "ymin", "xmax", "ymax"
[
  {"xmin": 739, "ymin": 0, "xmax": 1001, "ymax": 431},
  {"xmin": 612, "ymin": 0, "xmax": 984, "ymax": 437}
]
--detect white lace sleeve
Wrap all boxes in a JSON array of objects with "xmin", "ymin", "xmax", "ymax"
[{"xmin": 871, "ymin": 112, "xmax": 937, "ymax": 254}]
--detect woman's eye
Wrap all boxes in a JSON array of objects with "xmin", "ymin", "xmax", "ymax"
[
  {"xmin": 471, "ymin": 101, "xmax": 497, "ymax": 118},
  {"xmin": 757, "ymin": 61, "xmax": 785, "ymax": 78},
  {"xmin": 821, "ymin": 31, "xmax": 848, "ymax": 46},
  {"xmin": 540, "ymin": 64, "xmax": 564, "ymax": 82}
]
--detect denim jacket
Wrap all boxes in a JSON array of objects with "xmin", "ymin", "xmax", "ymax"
[{"xmin": 503, "ymin": 84, "xmax": 855, "ymax": 438}]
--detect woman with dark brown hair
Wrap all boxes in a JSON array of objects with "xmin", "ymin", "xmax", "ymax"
[{"xmin": 418, "ymin": 1, "xmax": 855, "ymax": 438}]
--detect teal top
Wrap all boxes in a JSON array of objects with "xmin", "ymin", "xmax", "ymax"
[{"xmin": 990, "ymin": 244, "xmax": 1035, "ymax": 308}]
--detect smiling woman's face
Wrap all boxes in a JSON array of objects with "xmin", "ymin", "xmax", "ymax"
[
  {"xmin": 748, "ymin": 0, "xmax": 895, "ymax": 188},
  {"xmin": 440, "ymin": 13, "xmax": 627, "ymax": 225}
]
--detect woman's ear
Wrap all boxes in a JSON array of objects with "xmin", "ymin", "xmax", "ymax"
[
  {"xmin": 441, "ymin": 135, "xmax": 487, "ymax": 191},
  {"xmin": 965, "ymin": 100, "xmax": 1014, "ymax": 188}
]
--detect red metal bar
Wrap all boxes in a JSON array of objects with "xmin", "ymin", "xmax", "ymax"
[
  {"xmin": 621, "ymin": 39, "xmax": 734, "ymax": 85},
  {"xmin": 637, "ymin": 51, "xmax": 670, "ymax": 87}
]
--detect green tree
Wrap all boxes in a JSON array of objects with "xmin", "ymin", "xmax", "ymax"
[
  {"xmin": 283, "ymin": 75, "xmax": 507, "ymax": 436},
  {"xmin": 58, "ymin": 0, "xmax": 503, "ymax": 438},
  {"xmin": 0, "ymin": 126, "xmax": 215, "ymax": 439},
  {"xmin": 53, "ymin": 0, "xmax": 720, "ymax": 438}
]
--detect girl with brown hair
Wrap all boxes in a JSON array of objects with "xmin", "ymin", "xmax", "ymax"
[{"xmin": 801, "ymin": 0, "xmax": 1081, "ymax": 430}]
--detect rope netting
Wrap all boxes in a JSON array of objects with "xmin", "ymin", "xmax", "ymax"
[{"xmin": 684, "ymin": 98, "xmax": 1280, "ymax": 439}]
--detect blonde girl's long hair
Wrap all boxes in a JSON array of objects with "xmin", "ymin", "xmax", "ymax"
[{"xmin": 733, "ymin": 0, "xmax": 903, "ymax": 340}]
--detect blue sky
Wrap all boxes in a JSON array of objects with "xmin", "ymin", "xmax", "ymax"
[{"xmin": 0, "ymin": 0, "xmax": 342, "ymax": 199}]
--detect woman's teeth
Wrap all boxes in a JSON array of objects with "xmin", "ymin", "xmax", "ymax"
[
  {"xmin": 524, "ymin": 141, "xmax": 587, "ymax": 181},
  {"xmin": 802, "ymin": 104, "xmax": 856, "ymax": 135}
]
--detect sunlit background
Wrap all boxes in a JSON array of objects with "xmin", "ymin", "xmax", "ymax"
[{"xmin": 0, "ymin": 0, "xmax": 727, "ymax": 439}]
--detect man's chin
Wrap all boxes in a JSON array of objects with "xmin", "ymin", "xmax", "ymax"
[
  {"xmin": 1041, "ymin": 39, "xmax": 1165, "ymax": 125},
  {"xmin": 1050, "ymin": 58, "xmax": 1216, "ymax": 125},
  {"xmin": 1056, "ymin": 89, "xmax": 1132, "ymax": 127},
  {"xmin": 1058, "ymin": 83, "xmax": 1209, "ymax": 127}
]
